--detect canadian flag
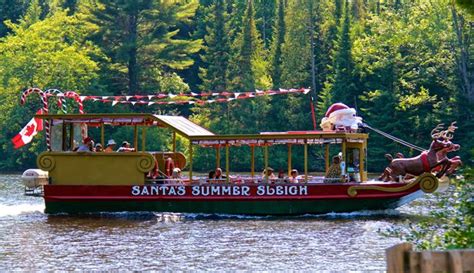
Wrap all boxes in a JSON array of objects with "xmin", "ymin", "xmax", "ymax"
[{"xmin": 11, "ymin": 109, "xmax": 44, "ymax": 149}]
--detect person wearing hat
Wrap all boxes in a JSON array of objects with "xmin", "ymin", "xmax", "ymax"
[
  {"xmin": 104, "ymin": 139, "xmax": 116, "ymax": 153},
  {"xmin": 117, "ymin": 140, "xmax": 135, "ymax": 152},
  {"xmin": 95, "ymin": 143, "xmax": 103, "ymax": 152},
  {"xmin": 262, "ymin": 167, "xmax": 276, "ymax": 182},
  {"xmin": 77, "ymin": 137, "xmax": 94, "ymax": 152}
]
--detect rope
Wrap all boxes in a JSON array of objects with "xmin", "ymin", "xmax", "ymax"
[{"xmin": 363, "ymin": 123, "xmax": 425, "ymax": 152}]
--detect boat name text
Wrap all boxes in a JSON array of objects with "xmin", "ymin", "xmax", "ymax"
[{"xmin": 131, "ymin": 185, "xmax": 308, "ymax": 196}]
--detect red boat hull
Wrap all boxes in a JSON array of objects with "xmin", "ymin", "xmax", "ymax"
[{"xmin": 43, "ymin": 181, "xmax": 431, "ymax": 215}]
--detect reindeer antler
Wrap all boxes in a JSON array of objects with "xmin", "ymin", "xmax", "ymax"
[
  {"xmin": 431, "ymin": 123, "xmax": 445, "ymax": 139},
  {"xmin": 444, "ymin": 121, "xmax": 457, "ymax": 140}
]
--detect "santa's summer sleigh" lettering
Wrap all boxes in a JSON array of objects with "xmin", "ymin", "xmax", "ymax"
[{"xmin": 131, "ymin": 185, "xmax": 308, "ymax": 197}]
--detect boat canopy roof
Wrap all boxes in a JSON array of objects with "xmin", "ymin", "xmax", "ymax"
[
  {"xmin": 36, "ymin": 113, "xmax": 368, "ymax": 145},
  {"xmin": 36, "ymin": 113, "xmax": 215, "ymax": 138}
]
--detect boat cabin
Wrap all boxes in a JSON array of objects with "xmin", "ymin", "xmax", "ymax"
[{"xmin": 35, "ymin": 113, "xmax": 368, "ymax": 186}]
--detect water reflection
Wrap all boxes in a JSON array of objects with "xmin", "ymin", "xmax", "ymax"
[{"xmin": 0, "ymin": 175, "xmax": 440, "ymax": 271}]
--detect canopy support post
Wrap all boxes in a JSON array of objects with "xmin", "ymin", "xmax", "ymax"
[
  {"xmin": 225, "ymin": 143, "xmax": 229, "ymax": 183},
  {"xmin": 360, "ymin": 140, "xmax": 366, "ymax": 182},
  {"xmin": 304, "ymin": 142, "xmax": 308, "ymax": 182},
  {"xmin": 288, "ymin": 144, "xmax": 292, "ymax": 176},
  {"xmin": 264, "ymin": 144, "xmax": 269, "ymax": 181},
  {"xmin": 342, "ymin": 139, "xmax": 346, "ymax": 175},
  {"xmin": 141, "ymin": 127, "xmax": 146, "ymax": 152},
  {"xmin": 101, "ymin": 123, "xmax": 105, "ymax": 148},
  {"xmin": 189, "ymin": 141, "xmax": 193, "ymax": 183},
  {"xmin": 69, "ymin": 124, "xmax": 74, "ymax": 150},
  {"xmin": 62, "ymin": 122, "xmax": 67, "ymax": 151},
  {"xmin": 172, "ymin": 131, "xmax": 176, "ymax": 162},
  {"xmin": 133, "ymin": 125, "xmax": 138, "ymax": 150},
  {"xmin": 325, "ymin": 144, "xmax": 329, "ymax": 173},
  {"xmin": 250, "ymin": 145, "xmax": 255, "ymax": 178},
  {"xmin": 216, "ymin": 145, "xmax": 220, "ymax": 169}
]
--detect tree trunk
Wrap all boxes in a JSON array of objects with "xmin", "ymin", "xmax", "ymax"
[{"xmin": 128, "ymin": 12, "xmax": 139, "ymax": 95}]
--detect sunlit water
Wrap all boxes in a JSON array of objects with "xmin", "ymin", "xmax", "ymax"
[{"xmin": 0, "ymin": 174, "xmax": 440, "ymax": 271}]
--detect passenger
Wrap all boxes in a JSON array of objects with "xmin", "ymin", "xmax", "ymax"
[
  {"xmin": 262, "ymin": 167, "xmax": 276, "ymax": 183},
  {"xmin": 325, "ymin": 155, "xmax": 343, "ymax": 183},
  {"xmin": 77, "ymin": 137, "xmax": 93, "ymax": 152},
  {"xmin": 171, "ymin": 167, "xmax": 182, "ymax": 183},
  {"xmin": 117, "ymin": 141, "xmax": 135, "ymax": 152},
  {"xmin": 277, "ymin": 170, "xmax": 285, "ymax": 183},
  {"xmin": 104, "ymin": 139, "xmax": 116, "ymax": 152},
  {"xmin": 95, "ymin": 143, "xmax": 103, "ymax": 152},
  {"xmin": 215, "ymin": 168, "xmax": 226, "ymax": 182},
  {"xmin": 208, "ymin": 170, "xmax": 216, "ymax": 182},
  {"xmin": 289, "ymin": 169, "xmax": 300, "ymax": 183}
]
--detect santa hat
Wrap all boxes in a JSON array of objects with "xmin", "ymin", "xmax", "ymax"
[{"xmin": 324, "ymin": 103, "xmax": 356, "ymax": 118}]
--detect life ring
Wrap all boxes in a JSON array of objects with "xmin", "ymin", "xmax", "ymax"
[{"xmin": 165, "ymin": 157, "xmax": 175, "ymax": 177}]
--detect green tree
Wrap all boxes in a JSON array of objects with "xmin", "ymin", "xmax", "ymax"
[
  {"xmin": 199, "ymin": 0, "xmax": 230, "ymax": 92},
  {"xmin": 0, "ymin": 0, "xmax": 27, "ymax": 37},
  {"xmin": 87, "ymin": 0, "xmax": 202, "ymax": 95},
  {"xmin": 0, "ymin": 10, "xmax": 101, "ymax": 171},
  {"xmin": 270, "ymin": 0, "xmax": 285, "ymax": 89}
]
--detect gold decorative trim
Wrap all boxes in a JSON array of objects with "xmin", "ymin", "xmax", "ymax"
[
  {"xmin": 347, "ymin": 173, "xmax": 438, "ymax": 197},
  {"xmin": 136, "ymin": 154, "xmax": 155, "ymax": 173},
  {"xmin": 37, "ymin": 153, "xmax": 56, "ymax": 171}
]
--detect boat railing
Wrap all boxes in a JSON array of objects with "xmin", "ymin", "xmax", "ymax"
[{"xmin": 144, "ymin": 176, "xmax": 345, "ymax": 185}]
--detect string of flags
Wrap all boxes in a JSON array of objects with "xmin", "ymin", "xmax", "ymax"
[{"xmin": 43, "ymin": 88, "xmax": 310, "ymax": 106}]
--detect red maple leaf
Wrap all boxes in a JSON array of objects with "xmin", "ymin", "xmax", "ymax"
[{"xmin": 24, "ymin": 124, "xmax": 36, "ymax": 137}]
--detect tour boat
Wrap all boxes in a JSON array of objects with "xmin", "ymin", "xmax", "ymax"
[{"xmin": 22, "ymin": 111, "xmax": 451, "ymax": 215}]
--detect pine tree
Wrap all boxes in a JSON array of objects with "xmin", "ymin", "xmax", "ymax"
[
  {"xmin": 199, "ymin": 0, "xmax": 230, "ymax": 92},
  {"xmin": 270, "ymin": 0, "xmax": 285, "ymax": 89},
  {"xmin": 255, "ymin": 0, "xmax": 276, "ymax": 48},
  {"xmin": 88, "ymin": 0, "xmax": 202, "ymax": 95},
  {"xmin": 331, "ymin": 0, "xmax": 356, "ymax": 105},
  {"xmin": 0, "ymin": 0, "xmax": 27, "ymax": 37},
  {"xmin": 19, "ymin": 0, "xmax": 42, "ymax": 28}
]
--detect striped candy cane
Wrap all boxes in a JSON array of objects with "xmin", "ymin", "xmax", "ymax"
[
  {"xmin": 64, "ymin": 91, "xmax": 86, "ymax": 138},
  {"xmin": 45, "ymin": 89, "xmax": 67, "ymax": 114},
  {"xmin": 20, "ymin": 88, "xmax": 51, "ymax": 151}
]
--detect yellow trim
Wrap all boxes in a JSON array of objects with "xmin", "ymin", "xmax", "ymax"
[
  {"xmin": 141, "ymin": 127, "xmax": 146, "ymax": 152},
  {"xmin": 189, "ymin": 142, "xmax": 193, "ymax": 182},
  {"xmin": 325, "ymin": 144, "xmax": 329, "ymax": 173},
  {"xmin": 287, "ymin": 144, "xmax": 292, "ymax": 176},
  {"xmin": 264, "ymin": 145, "xmax": 268, "ymax": 180},
  {"xmin": 226, "ymin": 144, "xmax": 229, "ymax": 183},
  {"xmin": 250, "ymin": 146, "xmax": 255, "ymax": 177},
  {"xmin": 304, "ymin": 142, "xmax": 308, "ymax": 182},
  {"xmin": 347, "ymin": 173, "xmax": 439, "ymax": 197}
]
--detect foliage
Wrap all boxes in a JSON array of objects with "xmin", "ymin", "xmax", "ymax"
[
  {"xmin": 0, "ymin": 0, "xmax": 473, "ymax": 174},
  {"xmin": 385, "ymin": 168, "xmax": 474, "ymax": 250}
]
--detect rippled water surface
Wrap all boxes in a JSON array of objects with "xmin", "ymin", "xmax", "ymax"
[{"xmin": 0, "ymin": 174, "xmax": 437, "ymax": 271}]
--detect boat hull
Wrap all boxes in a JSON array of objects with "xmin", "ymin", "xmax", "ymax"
[{"xmin": 43, "ymin": 176, "xmax": 436, "ymax": 215}]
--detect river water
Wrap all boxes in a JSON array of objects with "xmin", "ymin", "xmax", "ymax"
[{"xmin": 0, "ymin": 174, "xmax": 438, "ymax": 271}]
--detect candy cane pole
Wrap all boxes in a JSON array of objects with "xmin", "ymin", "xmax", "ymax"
[
  {"xmin": 20, "ymin": 88, "xmax": 50, "ymax": 151},
  {"xmin": 64, "ymin": 91, "xmax": 86, "ymax": 138},
  {"xmin": 45, "ymin": 89, "xmax": 67, "ymax": 114}
]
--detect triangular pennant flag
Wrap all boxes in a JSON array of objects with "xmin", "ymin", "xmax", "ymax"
[
  {"xmin": 228, "ymin": 98, "xmax": 235, "ymax": 101},
  {"xmin": 234, "ymin": 92, "xmax": 240, "ymax": 98},
  {"xmin": 191, "ymin": 92, "xmax": 198, "ymax": 97},
  {"xmin": 168, "ymin": 93, "xmax": 177, "ymax": 98},
  {"xmin": 79, "ymin": 96, "xmax": 87, "ymax": 102},
  {"xmin": 131, "ymin": 101, "xmax": 137, "ymax": 105},
  {"xmin": 303, "ymin": 88, "xmax": 311, "ymax": 94},
  {"xmin": 211, "ymin": 92, "xmax": 219, "ymax": 96},
  {"xmin": 102, "ymin": 96, "xmax": 109, "ymax": 100},
  {"xmin": 188, "ymin": 101, "xmax": 195, "ymax": 104},
  {"xmin": 125, "ymin": 96, "xmax": 131, "ymax": 101},
  {"xmin": 112, "ymin": 101, "xmax": 119, "ymax": 106},
  {"xmin": 148, "ymin": 101, "xmax": 155, "ymax": 106},
  {"xmin": 148, "ymin": 95, "xmax": 154, "ymax": 100}
]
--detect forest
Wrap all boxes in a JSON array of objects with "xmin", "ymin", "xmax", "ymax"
[{"xmin": 0, "ymin": 0, "xmax": 472, "ymax": 173}]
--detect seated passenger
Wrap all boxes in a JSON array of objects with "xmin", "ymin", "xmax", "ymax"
[
  {"xmin": 171, "ymin": 167, "xmax": 182, "ymax": 183},
  {"xmin": 117, "ymin": 141, "xmax": 135, "ymax": 152},
  {"xmin": 325, "ymin": 155, "xmax": 343, "ymax": 183},
  {"xmin": 277, "ymin": 170, "xmax": 285, "ymax": 183},
  {"xmin": 262, "ymin": 167, "xmax": 276, "ymax": 183},
  {"xmin": 77, "ymin": 137, "xmax": 93, "ymax": 152},
  {"xmin": 207, "ymin": 170, "xmax": 216, "ymax": 182},
  {"xmin": 95, "ymin": 143, "xmax": 103, "ymax": 152},
  {"xmin": 215, "ymin": 168, "xmax": 226, "ymax": 182},
  {"xmin": 104, "ymin": 139, "xmax": 116, "ymax": 152},
  {"xmin": 289, "ymin": 169, "xmax": 300, "ymax": 183}
]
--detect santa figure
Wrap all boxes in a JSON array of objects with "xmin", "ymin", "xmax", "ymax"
[{"xmin": 320, "ymin": 103, "xmax": 362, "ymax": 132}]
